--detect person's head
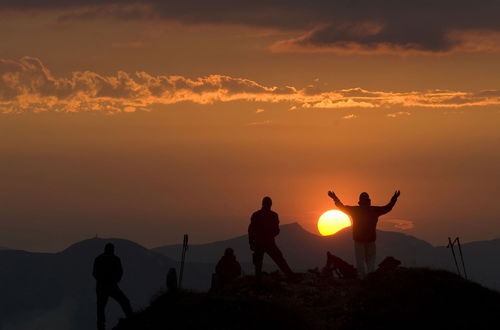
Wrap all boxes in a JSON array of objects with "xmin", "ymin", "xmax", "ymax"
[
  {"xmin": 104, "ymin": 243, "xmax": 115, "ymax": 255},
  {"xmin": 261, "ymin": 196, "xmax": 272, "ymax": 210},
  {"xmin": 358, "ymin": 192, "xmax": 371, "ymax": 206},
  {"xmin": 224, "ymin": 248, "xmax": 234, "ymax": 257}
]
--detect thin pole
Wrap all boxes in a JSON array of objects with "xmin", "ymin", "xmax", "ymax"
[
  {"xmin": 447, "ymin": 237, "xmax": 461, "ymax": 277},
  {"xmin": 179, "ymin": 234, "xmax": 189, "ymax": 289},
  {"xmin": 455, "ymin": 237, "xmax": 468, "ymax": 280}
]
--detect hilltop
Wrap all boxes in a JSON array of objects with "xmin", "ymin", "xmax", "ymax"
[
  {"xmin": 154, "ymin": 223, "xmax": 500, "ymax": 291},
  {"xmin": 113, "ymin": 268, "xmax": 500, "ymax": 330}
]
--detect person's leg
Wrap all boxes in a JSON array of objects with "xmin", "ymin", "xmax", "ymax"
[
  {"xmin": 109, "ymin": 285, "xmax": 133, "ymax": 317},
  {"xmin": 96, "ymin": 288, "xmax": 109, "ymax": 330},
  {"xmin": 354, "ymin": 241, "xmax": 366, "ymax": 279},
  {"xmin": 266, "ymin": 241, "xmax": 293, "ymax": 276},
  {"xmin": 365, "ymin": 242, "xmax": 376, "ymax": 274},
  {"xmin": 252, "ymin": 248, "xmax": 265, "ymax": 279}
]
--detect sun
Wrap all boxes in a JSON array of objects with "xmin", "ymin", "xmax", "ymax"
[{"xmin": 317, "ymin": 210, "xmax": 351, "ymax": 236}]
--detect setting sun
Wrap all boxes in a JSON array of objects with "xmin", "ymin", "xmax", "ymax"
[{"xmin": 317, "ymin": 210, "xmax": 351, "ymax": 236}]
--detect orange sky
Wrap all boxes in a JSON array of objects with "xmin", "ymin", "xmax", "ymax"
[{"xmin": 0, "ymin": 6, "xmax": 499, "ymax": 251}]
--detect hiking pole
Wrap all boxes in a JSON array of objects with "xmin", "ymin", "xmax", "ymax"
[
  {"xmin": 455, "ymin": 237, "xmax": 468, "ymax": 280},
  {"xmin": 447, "ymin": 237, "xmax": 462, "ymax": 277},
  {"xmin": 178, "ymin": 234, "xmax": 189, "ymax": 289}
]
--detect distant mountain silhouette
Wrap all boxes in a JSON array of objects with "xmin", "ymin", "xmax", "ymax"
[
  {"xmin": 0, "ymin": 238, "xmax": 212, "ymax": 330},
  {"xmin": 1, "ymin": 225, "xmax": 500, "ymax": 330}
]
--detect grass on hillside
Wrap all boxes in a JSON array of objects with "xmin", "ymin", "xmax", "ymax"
[{"xmin": 114, "ymin": 268, "xmax": 500, "ymax": 330}]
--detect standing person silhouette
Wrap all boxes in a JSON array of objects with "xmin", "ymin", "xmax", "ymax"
[
  {"xmin": 93, "ymin": 243, "xmax": 133, "ymax": 330},
  {"xmin": 248, "ymin": 196, "xmax": 294, "ymax": 280},
  {"xmin": 328, "ymin": 190, "xmax": 401, "ymax": 279}
]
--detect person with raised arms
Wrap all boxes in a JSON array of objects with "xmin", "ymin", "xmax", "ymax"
[{"xmin": 328, "ymin": 190, "xmax": 401, "ymax": 279}]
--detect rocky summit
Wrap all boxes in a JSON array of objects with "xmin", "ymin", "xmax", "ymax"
[{"xmin": 113, "ymin": 268, "xmax": 500, "ymax": 330}]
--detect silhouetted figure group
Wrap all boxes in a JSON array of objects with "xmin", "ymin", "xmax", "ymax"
[
  {"xmin": 93, "ymin": 243, "xmax": 133, "ymax": 330},
  {"xmin": 243, "ymin": 191, "xmax": 400, "ymax": 281},
  {"xmin": 92, "ymin": 190, "xmax": 400, "ymax": 329}
]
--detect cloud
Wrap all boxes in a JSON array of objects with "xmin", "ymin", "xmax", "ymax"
[
  {"xmin": 255, "ymin": 108, "xmax": 265, "ymax": 113},
  {"xmin": 246, "ymin": 120, "xmax": 272, "ymax": 126},
  {"xmin": 380, "ymin": 219, "xmax": 415, "ymax": 230},
  {"xmin": 1, "ymin": 57, "xmax": 500, "ymax": 113},
  {"xmin": 342, "ymin": 114, "xmax": 358, "ymax": 120},
  {"xmin": 387, "ymin": 111, "xmax": 411, "ymax": 118},
  {"xmin": 3, "ymin": 1, "xmax": 500, "ymax": 54}
]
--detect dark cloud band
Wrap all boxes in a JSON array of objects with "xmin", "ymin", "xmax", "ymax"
[{"xmin": 2, "ymin": 1, "xmax": 500, "ymax": 53}]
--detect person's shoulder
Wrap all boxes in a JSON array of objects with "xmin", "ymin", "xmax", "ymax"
[{"xmin": 252, "ymin": 209, "xmax": 264, "ymax": 217}]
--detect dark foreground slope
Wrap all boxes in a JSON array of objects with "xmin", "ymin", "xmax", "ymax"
[{"xmin": 114, "ymin": 268, "xmax": 500, "ymax": 330}]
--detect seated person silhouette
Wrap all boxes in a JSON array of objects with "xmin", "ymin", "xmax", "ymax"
[
  {"xmin": 93, "ymin": 243, "xmax": 133, "ymax": 330},
  {"xmin": 248, "ymin": 196, "xmax": 294, "ymax": 280},
  {"xmin": 328, "ymin": 190, "xmax": 400, "ymax": 279},
  {"xmin": 211, "ymin": 248, "xmax": 242, "ymax": 290}
]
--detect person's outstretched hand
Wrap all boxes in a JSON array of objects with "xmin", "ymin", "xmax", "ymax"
[
  {"xmin": 328, "ymin": 191, "xmax": 339, "ymax": 201},
  {"xmin": 392, "ymin": 190, "xmax": 401, "ymax": 201}
]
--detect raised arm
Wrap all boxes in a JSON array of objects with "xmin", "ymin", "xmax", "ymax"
[
  {"xmin": 327, "ymin": 190, "xmax": 348, "ymax": 212},
  {"xmin": 376, "ymin": 190, "xmax": 401, "ymax": 215}
]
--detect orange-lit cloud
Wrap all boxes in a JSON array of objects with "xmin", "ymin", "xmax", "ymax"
[
  {"xmin": 380, "ymin": 219, "xmax": 415, "ymax": 230},
  {"xmin": 342, "ymin": 114, "xmax": 358, "ymax": 120},
  {"xmin": 387, "ymin": 111, "xmax": 411, "ymax": 118},
  {"xmin": 2, "ymin": 57, "xmax": 500, "ymax": 113}
]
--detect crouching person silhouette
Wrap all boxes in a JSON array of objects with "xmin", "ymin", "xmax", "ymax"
[
  {"xmin": 211, "ymin": 248, "xmax": 242, "ymax": 290},
  {"xmin": 93, "ymin": 243, "xmax": 133, "ymax": 330},
  {"xmin": 328, "ymin": 190, "xmax": 400, "ymax": 279},
  {"xmin": 248, "ymin": 196, "xmax": 294, "ymax": 281}
]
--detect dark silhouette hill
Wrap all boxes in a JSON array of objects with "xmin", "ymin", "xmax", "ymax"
[
  {"xmin": 430, "ymin": 238, "xmax": 500, "ymax": 290},
  {"xmin": 0, "ymin": 238, "xmax": 212, "ymax": 330},
  {"xmin": 113, "ymin": 268, "xmax": 500, "ymax": 330},
  {"xmin": 1, "ymin": 226, "xmax": 500, "ymax": 330}
]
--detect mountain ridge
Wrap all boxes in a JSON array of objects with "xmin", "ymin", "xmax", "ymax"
[{"xmin": 1, "ymin": 224, "xmax": 500, "ymax": 330}]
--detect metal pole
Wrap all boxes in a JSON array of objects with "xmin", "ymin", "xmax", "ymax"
[
  {"xmin": 178, "ymin": 234, "xmax": 189, "ymax": 288},
  {"xmin": 455, "ymin": 237, "xmax": 468, "ymax": 280},
  {"xmin": 447, "ymin": 237, "xmax": 461, "ymax": 277}
]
